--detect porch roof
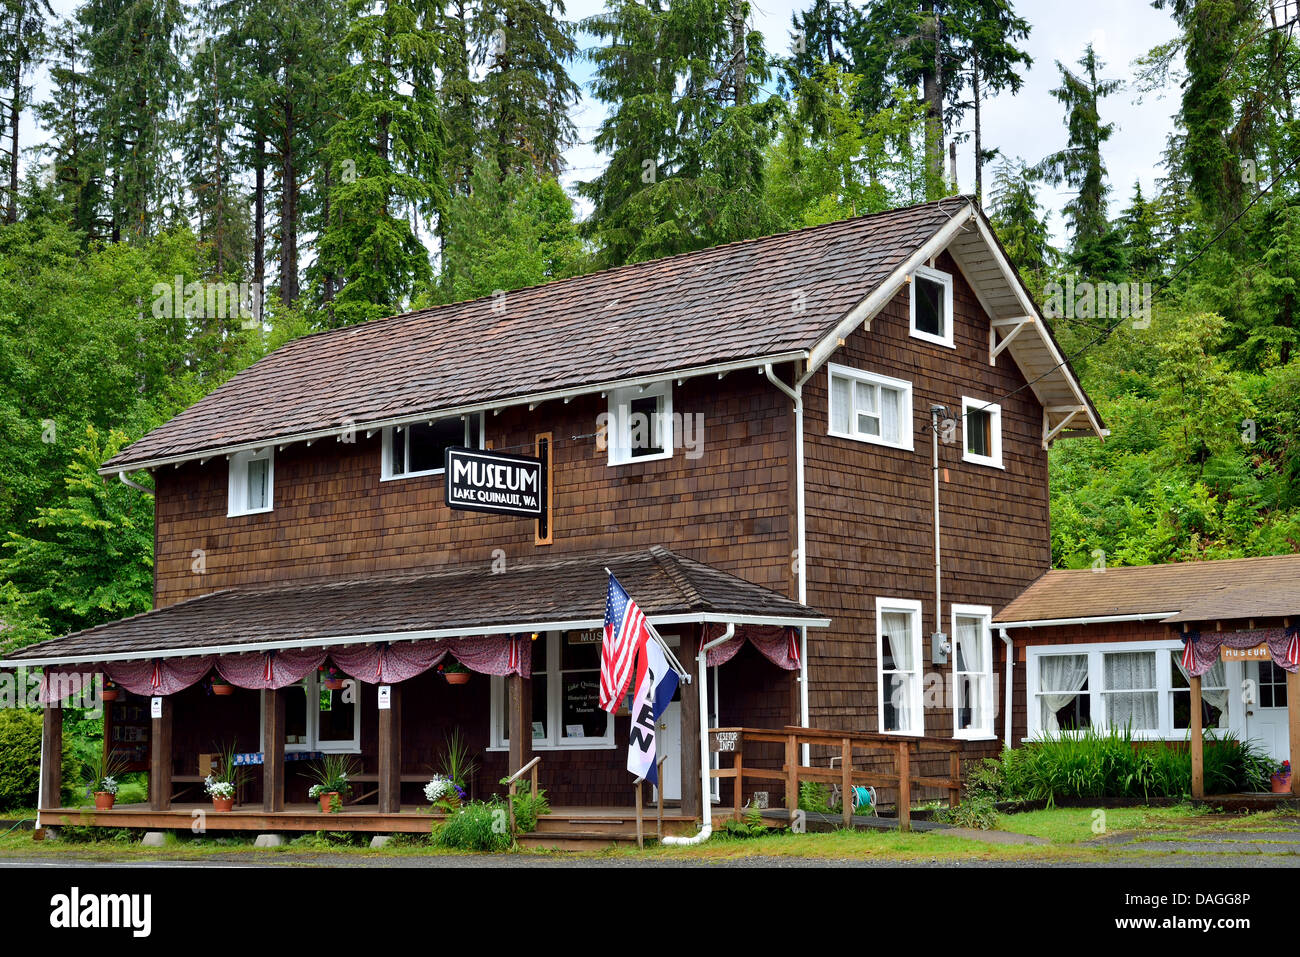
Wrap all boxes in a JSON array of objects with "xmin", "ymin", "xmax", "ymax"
[
  {"xmin": 1, "ymin": 546, "xmax": 829, "ymax": 667},
  {"xmin": 993, "ymin": 553, "xmax": 1300, "ymax": 626}
]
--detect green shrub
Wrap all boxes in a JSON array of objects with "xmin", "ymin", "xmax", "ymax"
[
  {"xmin": 508, "ymin": 787, "xmax": 550, "ymax": 834},
  {"xmin": 433, "ymin": 800, "xmax": 512, "ymax": 852},
  {"xmin": 0, "ymin": 709, "xmax": 76, "ymax": 809},
  {"xmin": 938, "ymin": 791, "xmax": 1000, "ymax": 830}
]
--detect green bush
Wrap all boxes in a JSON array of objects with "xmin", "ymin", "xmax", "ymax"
[
  {"xmin": 508, "ymin": 787, "xmax": 550, "ymax": 834},
  {"xmin": 0, "ymin": 710, "xmax": 42, "ymax": 809},
  {"xmin": 986, "ymin": 729, "xmax": 1272, "ymax": 805},
  {"xmin": 433, "ymin": 800, "xmax": 512, "ymax": 852}
]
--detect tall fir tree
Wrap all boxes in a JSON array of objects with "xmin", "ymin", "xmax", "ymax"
[{"xmin": 1, "ymin": 0, "xmax": 54, "ymax": 223}]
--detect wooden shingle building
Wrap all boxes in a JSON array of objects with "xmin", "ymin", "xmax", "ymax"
[{"xmin": 8, "ymin": 196, "xmax": 1119, "ymax": 834}]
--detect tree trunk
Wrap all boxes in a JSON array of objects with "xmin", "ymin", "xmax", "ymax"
[
  {"xmin": 973, "ymin": 55, "xmax": 983, "ymax": 204},
  {"xmin": 280, "ymin": 96, "xmax": 299, "ymax": 306},
  {"xmin": 254, "ymin": 139, "xmax": 266, "ymax": 320},
  {"xmin": 921, "ymin": 0, "xmax": 944, "ymax": 199}
]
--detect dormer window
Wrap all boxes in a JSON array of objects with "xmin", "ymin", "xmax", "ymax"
[
  {"xmin": 228, "ymin": 448, "xmax": 274, "ymax": 516},
  {"xmin": 909, "ymin": 264, "xmax": 954, "ymax": 349},
  {"xmin": 382, "ymin": 412, "xmax": 484, "ymax": 480}
]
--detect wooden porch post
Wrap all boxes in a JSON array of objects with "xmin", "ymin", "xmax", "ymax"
[
  {"xmin": 262, "ymin": 688, "xmax": 285, "ymax": 812},
  {"xmin": 1190, "ymin": 674, "xmax": 1204, "ymax": 799},
  {"xmin": 378, "ymin": 683, "xmax": 402, "ymax": 812},
  {"xmin": 39, "ymin": 704, "xmax": 62, "ymax": 811},
  {"xmin": 149, "ymin": 696, "xmax": 173, "ymax": 811},
  {"xmin": 1288, "ymin": 667, "xmax": 1300, "ymax": 797},
  {"xmin": 679, "ymin": 624, "xmax": 703, "ymax": 821},
  {"xmin": 507, "ymin": 673, "xmax": 532, "ymax": 775}
]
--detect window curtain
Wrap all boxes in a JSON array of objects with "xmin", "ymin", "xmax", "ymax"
[
  {"xmin": 830, "ymin": 376, "xmax": 852, "ymax": 433},
  {"xmin": 955, "ymin": 615, "xmax": 987, "ymax": 727},
  {"xmin": 880, "ymin": 387, "xmax": 901, "ymax": 444},
  {"xmin": 882, "ymin": 611, "xmax": 915, "ymax": 731},
  {"xmin": 1103, "ymin": 651, "xmax": 1159, "ymax": 731},
  {"xmin": 1173, "ymin": 652, "xmax": 1230, "ymax": 719},
  {"xmin": 1038, "ymin": 654, "xmax": 1089, "ymax": 735}
]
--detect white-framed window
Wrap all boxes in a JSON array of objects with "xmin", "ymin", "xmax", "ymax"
[
  {"xmin": 1026, "ymin": 640, "xmax": 1231, "ymax": 741},
  {"xmin": 876, "ymin": 597, "xmax": 924, "ymax": 735},
  {"xmin": 961, "ymin": 396, "xmax": 1003, "ymax": 469},
  {"xmin": 260, "ymin": 673, "xmax": 360, "ymax": 753},
  {"xmin": 952, "ymin": 604, "xmax": 995, "ymax": 739},
  {"xmin": 381, "ymin": 412, "xmax": 484, "ymax": 480},
  {"xmin": 228, "ymin": 447, "xmax": 274, "ymax": 516},
  {"xmin": 605, "ymin": 382, "xmax": 673, "ymax": 465},
  {"xmin": 489, "ymin": 631, "xmax": 615, "ymax": 750},
  {"xmin": 828, "ymin": 363, "xmax": 914, "ymax": 450},
  {"xmin": 909, "ymin": 264, "xmax": 954, "ymax": 349}
]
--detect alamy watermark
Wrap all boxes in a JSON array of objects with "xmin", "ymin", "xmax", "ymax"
[
  {"xmin": 1042, "ymin": 276, "xmax": 1152, "ymax": 329},
  {"xmin": 152, "ymin": 276, "xmax": 262, "ymax": 328}
]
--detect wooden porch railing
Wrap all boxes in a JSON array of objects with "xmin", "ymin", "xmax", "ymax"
[
  {"xmin": 504, "ymin": 756, "xmax": 541, "ymax": 840},
  {"xmin": 709, "ymin": 726, "xmax": 964, "ymax": 832}
]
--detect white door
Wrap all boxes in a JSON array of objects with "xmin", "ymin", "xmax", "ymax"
[
  {"xmin": 1242, "ymin": 660, "xmax": 1291, "ymax": 763},
  {"xmin": 654, "ymin": 700, "xmax": 681, "ymax": 802}
]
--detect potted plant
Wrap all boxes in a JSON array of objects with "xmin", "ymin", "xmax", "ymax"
[
  {"xmin": 100, "ymin": 677, "xmax": 120, "ymax": 703},
  {"xmin": 305, "ymin": 754, "xmax": 358, "ymax": 812},
  {"xmin": 423, "ymin": 773, "xmax": 466, "ymax": 812},
  {"xmin": 205, "ymin": 743, "xmax": 243, "ymax": 811},
  {"xmin": 438, "ymin": 658, "xmax": 471, "ymax": 685},
  {"xmin": 210, "ymin": 673, "xmax": 234, "ymax": 696},
  {"xmin": 87, "ymin": 749, "xmax": 130, "ymax": 810},
  {"xmin": 319, "ymin": 664, "xmax": 346, "ymax": 691},
  {"xmin": 1272, "ymin": 759, "xmax": 1292, "ymax": 793}
]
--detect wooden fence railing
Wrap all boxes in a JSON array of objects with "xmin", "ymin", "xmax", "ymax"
[{"xmin": 709, "ymin": 726, "xmax": 964, "ymax": 831}]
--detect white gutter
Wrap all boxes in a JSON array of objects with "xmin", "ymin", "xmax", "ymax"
[
  {"xmin": 662, "ymin": 622, "xmax": 735, "ymax": 846},
  {"xmin": 999, "ymin": 627, "xmax": 1014, "ymax": 751},
  {"xmin": 96, "ymin": 351, "xmax": 810, "ymax": 476},
  {"xmin": 117, "ymin": 471, "xmax": 154, "ymax": 496},
  {"xmin": 995, "ymin": 612, "xmax": 1176, "ymax": 630},
  {"xmin": 0, "ymin": 611, "xmax": 832, "ymax": 668},
  {"xmin": 763, "ymin": 362, "xmax": 817, "ymax": 765}
]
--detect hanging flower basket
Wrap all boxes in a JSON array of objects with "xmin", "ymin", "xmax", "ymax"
[
  {"xmin": 438, "ymin": 659, "xmax": 471, "ymax": 685},
  {"xmin": 319, "ymin": 664, "xmax": 346, "ymax": 691},
  {"xmin": 212, "ymin": 682, "xmax": 234, "ymax": 696},
  {"xmin": 101, "ymin": 679, "xmax": 120, "ymax": 703}
]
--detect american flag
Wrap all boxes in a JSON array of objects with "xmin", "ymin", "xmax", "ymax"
[
  {"xmin": 1287, "ymin": 628, "xmax": 1300, "ymax": 669},
  {"xmin": 1181, "ymin": 634, "xmax": 1197, "ymax": 673},
  {"xmin": 600, "ymin": 573, "xmax": 651, "ymax": 713}
]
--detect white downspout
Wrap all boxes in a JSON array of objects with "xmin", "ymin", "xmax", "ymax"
[
  {"xmin": 663, "ymin": 622, "xmax": 735, "ymax": 846},
  {"xmin": 1000, "ymin": 627, "xmax": 1014, "ymax": 751},
  {"xmin": 763, "ymin": 363, "xmax": 815, "ymax": 764},
  {"xmin": 118, "ymin": 471, "xmax": 155, "ymax": 496}
]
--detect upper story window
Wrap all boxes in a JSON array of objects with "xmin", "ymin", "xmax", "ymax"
[
  {"xmin": 909, "ymin": 264, "xmax": 954, "ymax": 349},
  {"xmin": 961, "ymin": 396, "xmax": 1003, "ymax": 469},
  {"xmin": 381, "ymin": 412, "xmax": 484, "ymax": 481},
  {"xmin": 606, "ymin": 382, "xmax": 673, "ymax": 466},
  {"xmin": 228, "ymin": 447, "xmax": 274, "ymax": 516},
  {"xmin": 827, "ymin": 363, "xmax": 913, "ymax": 450}
]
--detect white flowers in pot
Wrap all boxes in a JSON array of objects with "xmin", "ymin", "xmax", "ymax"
[
  {"xmin": 204, "ymin": 776, "xmax": 235, "ymax": 800},
  {"xmin": 423, "ymin": 774, "xmax": 455, "ymax": 804}
]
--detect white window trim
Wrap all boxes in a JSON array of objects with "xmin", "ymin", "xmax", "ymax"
[
  {"xmin": 961, "ymin": 396, "xmax": 1004, "ymax": 469},
  {"xmin": 876, "ymin": 597, "xmax": 924, "ymax": 736},
  {"xmin": 259, "ymin": 673, "xmax": 361, "ymax": 754},
  {"xmin": 909, "ymin": 264, "xmax": 955, "ymax": 349},
  {"xmin": 827, "ymin": 362, "xmax": 915, "ymax": 451},
  {"xmin": 380, "ymin": 412, "xmax": 485, "ymax": 481},
  {"xmin": 488, "ymin": 632, "xmax": 615, "ymax": 751},
  {"xmin": 227, "ymin": 447, "xmax": 274, "ymax": 517},
  {"xmin": 951, "ymin": 604, "xmax": 996, "ymax": 740},
  {"xmin": 606, "ymin": 381, "xmax": 674, "ymax": 466},
  {"xmin": 1024, "ymin": 638, "xmax": 1229, "ymax": 742}
]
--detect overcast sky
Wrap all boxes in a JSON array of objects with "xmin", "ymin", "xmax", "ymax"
[{"xmin": 19, "ymin": 0, "xmax": 1183, "ymax": 245}]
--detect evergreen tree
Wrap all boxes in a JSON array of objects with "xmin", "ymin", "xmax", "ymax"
[
  {"xmin": 0, "ymin": 0, "xmax": 54, "ymax": 224},
  {"xmin": 315, "ymin": 0, "xmax": 447, "ymax": 326},
  {"xmin": 987, "ymin": 156, "xmax": 1054, "ymax": 290}
]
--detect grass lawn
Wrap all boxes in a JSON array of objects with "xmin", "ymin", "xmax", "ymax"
[{"xmin": 0, "ymin": 804, "xmax": 1291, "ymax": 864}]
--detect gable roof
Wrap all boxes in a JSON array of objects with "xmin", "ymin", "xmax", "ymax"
[
  {"xmin": 103, "ymin": 196, "xmax": 1102, "ymax": 474},
  {"xmin": 994, "ymin": 554, "xmax": 1300, "ymax": 625},
  {"xmin": 0, "ymin": 546, "xmax": 828, "ymax": 666}
]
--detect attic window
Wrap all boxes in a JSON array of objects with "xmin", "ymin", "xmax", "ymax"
[
  {"xmin": 961, "ymin": 396, "xmax": 1003, "ymax": 469},
  {"xmin": 382, "ymin": 412, "xmax": 485, "ymax": 480},
  {"xmin": 228, "ymin": 448, "xmax": 274, "ymax": 516},
  {"xmin": 606, "ymin": 382, "xmax": 673, "ymax": 466},
  {"xmin": 909, "ymin": 265, "xmax": 954, "ymax": 349}
]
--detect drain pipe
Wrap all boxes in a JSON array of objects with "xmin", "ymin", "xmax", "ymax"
[
  {"xmin": 1000, "ymin": 627, "xmax": 1014, "ymax": 751},
  {"xmin": 118, "ymin": 471, "xmax": 155, "ymax": 496},
  {"xmin": 763, "ymin": 363, "xmax": 816, "ymax": 763},
  {"xmin": 663, "ymin": 622, "xmax": 735, "ymax": 846}
]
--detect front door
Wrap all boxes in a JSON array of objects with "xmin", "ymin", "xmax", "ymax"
[
  {"xmin": 654, "ymin": 700, "xmax": 681, "ymax": 802},
  {"xmin": 1243, "ymin": 660, "xmax": 1291, "ymax": 763}
]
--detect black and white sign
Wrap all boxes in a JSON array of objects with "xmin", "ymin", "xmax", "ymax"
[
  {"xmin": 445, "ymin": 446, "xmax": 544, "ymax": 518},
  {"xmin": 150, "ymin": 696, "xmax": 162, "ymax": 719},
  {"xmin": 378, "ymin": 685, "xmax": 391, "ymax": 710}
]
